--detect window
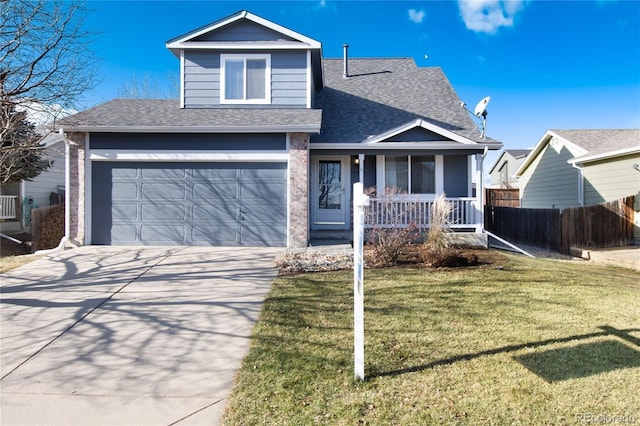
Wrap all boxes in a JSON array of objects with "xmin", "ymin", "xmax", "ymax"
[
  {"xmin": 384, "ymin": 155, "xmax": 435, "ymax": 194},
  {"xmin": 221, "ymin": 54, "xmax": 271, "ymax": 104}
]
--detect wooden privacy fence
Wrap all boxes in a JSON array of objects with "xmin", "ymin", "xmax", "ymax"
[
  {"xmin": 485, "ymin": 188, "xmax": 520, "ymax": 207},
  {"xmin": 31, "ymin": 204, "xmax": 64, "ymax": 251},
  {"xmin": 485, "ymin": 196, "xmax": 635, "ymax": 253},
  {"xmin": 484, "ymin": 206, "xmax": 561, "ymax": 251},
  {"xmin": 561, "ymin": 197, "xmax": 634, "ymax": 250}
]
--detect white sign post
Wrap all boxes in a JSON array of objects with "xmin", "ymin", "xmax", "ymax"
[{"xmin": 353, "ymin": 182, "xmax": 369, "ymax": 381}]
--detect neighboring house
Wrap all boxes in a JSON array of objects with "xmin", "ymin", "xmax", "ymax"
[
  {"xmin": 0, "ymin": 132, "xmax": 66, "ymax": 232},
  {"xmin": 488, "ymin": 149, "xmax": 531, "ymax": 188},
  {"xmin": 58, "ymin": 10, "xmax": 502, "ymax": 248},
  {"xmin": 515, "ymin": 129, "xmax": 640, "ymax": 209}
]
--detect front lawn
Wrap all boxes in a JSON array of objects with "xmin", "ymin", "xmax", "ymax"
[{"xmin": 223, "ymin": 252, "xmax": 639, "ymax": 425}]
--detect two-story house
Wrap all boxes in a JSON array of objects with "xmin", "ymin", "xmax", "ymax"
[{"xmin": 59, "ymin": 10, "xmax": 502, "ymax": 248}]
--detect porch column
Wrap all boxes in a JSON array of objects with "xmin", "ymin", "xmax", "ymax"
[
  {"xmin": 288, "ymin": 133, "xmax": 309, "ymax": 248},
  {"xmin": 476, "ymin": 153, "xmax": 484, "ymax": 232}
]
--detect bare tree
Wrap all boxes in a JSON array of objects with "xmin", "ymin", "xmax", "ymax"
[
  {"xmin": 117, "ymin": 72, "xmax": 180, "ymax": 99},
  {"xmin": 1, "ymin": 0, "xmax": 98, "ymax": 183}
]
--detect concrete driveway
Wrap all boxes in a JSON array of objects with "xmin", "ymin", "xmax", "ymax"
[{"xmin": 0, "ymin": 246, "xmax": 279, "ymax": 425}]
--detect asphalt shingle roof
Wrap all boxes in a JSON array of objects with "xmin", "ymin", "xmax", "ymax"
[
  {"xmin": 59, "ymin": 99, "xmax": 322, "ymax": 132},
  {"xmin": 552, "ymin": 129, "xmax": 640, "ymax": 158},
  {"xmin": 59, "ymin": 59, "xmax": 502, "ymax": 147},
  {"xmin": 311, "ymin": 58, "xmax": 499, "ymax": 145}
]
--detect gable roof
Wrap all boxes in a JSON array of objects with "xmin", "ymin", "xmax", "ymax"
[
  {"xmin": 311, "ymin": 58, "xmax": 502, "ymax": 150},
  {"xmin": 58, "ymin": 99, "xmax": 322, "ymax": 133},
  {"xmin": 515, "ymin": 129, "xmax": 640, "ymax": 176},
  {"xmin": 505, "ymin": 149, "xmax": 531, "ymax": 159},
  {"xmin": 488, "ymin": 148, "xmax": 532, "ymax": 174},
  {"xmin": 166, "ymin": 10, "xmax": 322, "ymax": 53},
  {"xmin": 166, "ymin": 10, "xmax": 324, "ymax": 91}
]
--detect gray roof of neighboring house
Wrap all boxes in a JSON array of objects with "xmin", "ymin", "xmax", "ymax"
[
  {"xmin": 311, "ymin": 58, "xmax": 501, "ymax": 145},
  {"xmin": 505, "ymin": 149, "xmax": 531, "ymax": 158},
  {"xmin": 58, "ymin": 99, "xmax": 322, "ymax": 133},
  {"xmin": 552, "ymin": 129, "xmax": 640, "ymax": 159}
]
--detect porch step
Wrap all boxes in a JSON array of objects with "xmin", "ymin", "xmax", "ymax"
[{"xmin": 309, "ymin": 230, "xmax": 352, "ymax": 247}]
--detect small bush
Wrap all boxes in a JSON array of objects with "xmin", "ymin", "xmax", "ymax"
[
  {"xmin": 364, "ymin": 186, "xmax": 420, "ymax": 267},
  {"xmin": 425, "ymin": 194, "xmax": 452, "ymax": 253}
]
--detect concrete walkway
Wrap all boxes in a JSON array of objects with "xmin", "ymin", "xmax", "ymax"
[
  {"xmin": 0, "ymin": 246, "xmax": 278, "ymax": 425},
  {"xmin": 576, "ymin": 246, "xmax": 640, "ymax": 271}
]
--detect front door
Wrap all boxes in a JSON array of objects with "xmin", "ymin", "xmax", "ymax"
[{"xmin": 312, "ymin": 156, "xmax": 349, "ymax": 230}]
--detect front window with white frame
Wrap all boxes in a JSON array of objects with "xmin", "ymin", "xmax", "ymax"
[
  {"xmin": 383, "ymin": 155, "xmax": 436, "ymax": 194},
  {"xmin": 220, "ymin": 54, "xmax": 271, "ymax": 104}
]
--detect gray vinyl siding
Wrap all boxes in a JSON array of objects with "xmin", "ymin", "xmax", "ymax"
[
  {"xmin": 193, "ymin": 20, "xmax": 296, "ymax": 42},
  {"xmin": 583, "ymin": 153, "xmax": 640, "ymax": 205},
  {"xmin": 89, "ymin": 133, "xmax": 287, "ymax": 151},
  {"xmin": 521, "ymin": 143, "xmax": 580, "ymax": 209},
  {"xmin": 23, "ymin": 142, "xmax": 65, "ymax": 207},
  {"xmin": 183, "ymin": 51, "xmax": 308, "ymax": 108},
  {"xmin": 443, "ymin": 155, "xmax": 468, "ymax": 197}
]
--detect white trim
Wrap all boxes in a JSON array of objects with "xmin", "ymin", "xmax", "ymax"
[
  {"xmin": 311, "ymin": 155, "xmax": 350, "ymax": 230},
  {"xmin": 170, "ymin": 42, "xmax": 318, "ymax": 51},
  {"xmin": 515, "ymin": 130, "xmax": 588, "ymax": 177},
  {"xmin": 365, "ymin": 118, "xmax": 480, "ymax": 145},
  {"xmin": 62, "ymin": 125, "xmax": 322, "ymax": 133},
  {"xmin": 376, "ymin": 154, "xmax": 440, "ymax": 195},
  {"xmin": 220, "ymin": 53, "xmax": 271, "ymax": 105},
  {"xmin": 568, "ymin": 146, "xmax": 640, "ymax": 165},
  {"xmin": 435, "ymin": 155, "xmax": 444, "ymax": 194},
  {"xmin": 165, "ymin": 10, "xmax": 321, "ymax": 50},
  {"xmin": 468, "ymin": 155, "xmax": 473, "ymax": 197},
  {"xmin": 306, "ymin": 50, "xmax": 312, "ymax": 108},
  {"xmin": 89, "ymin": 150, "xmax": 289, "ymax": 162},
  {"xmin": 180, "ymin": 50, "xmax": 185, "ymax": 108},
  {"xmin": 311, "ymin": 142, "xmax": 490, "ymax": 151},
  {"xmin": 84, "ymin": 133, "xmax": 91, "ymax": 246}
]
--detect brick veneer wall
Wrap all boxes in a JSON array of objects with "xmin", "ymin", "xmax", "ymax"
[
  {"xmin": 68, "ymin": 132, "xmax": 86, "ymax": 245},
  {"xmin": 288, "ymin": 133, "xmax": 309, "ymax": 248}
]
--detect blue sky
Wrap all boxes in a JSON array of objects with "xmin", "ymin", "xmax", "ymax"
[{"xmin": 82, "ymin": 0, "xmax": 640, "ymax": 167}]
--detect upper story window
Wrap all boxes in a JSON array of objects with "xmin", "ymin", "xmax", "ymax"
[{"xmin": 221, "ymin": 54, "xmax": 271, "ymax": 104}]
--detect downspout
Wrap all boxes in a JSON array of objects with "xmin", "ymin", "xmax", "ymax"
[
  {"xmin": 570, "ymin": 162, "xmax": 584, "ymax": 206},
  {"xmin": 61, "ymin": 128, "xmax": 71, "ymax": 248},
  {"xmin": 34, "ymin": 129, "xmax": 72, "ymax": 254}
]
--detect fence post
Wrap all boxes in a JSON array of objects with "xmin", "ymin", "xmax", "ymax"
[{"xmin": 353, "ymin": 182, "xmax": 369, "ymax": 381}]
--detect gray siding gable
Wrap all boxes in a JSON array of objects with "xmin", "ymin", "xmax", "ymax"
[
  {"xmin": 193, "ymin": 19, "xmax": 297, "ymax": 42},
  {"xmin": 384, "ymin": 127, "xmax": 453, "ymax": 142}
]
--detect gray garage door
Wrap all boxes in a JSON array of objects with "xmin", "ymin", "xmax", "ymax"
[{"xmin": 91, "ymin": 162, "xmax": 287, "ymax": 246}]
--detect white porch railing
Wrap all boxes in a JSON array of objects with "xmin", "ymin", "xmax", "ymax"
[
  {"xmin": 365, "ymin": 197, "xmax": 481, "ymax": 230},
  {"xmin": 1, "ymin": 195, "xmax": 18, "ymax": 220}
]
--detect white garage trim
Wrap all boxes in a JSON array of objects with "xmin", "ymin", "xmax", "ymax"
[{"xmin": 89, "ymin": 150, "xmax": 289, "ymax": 162}]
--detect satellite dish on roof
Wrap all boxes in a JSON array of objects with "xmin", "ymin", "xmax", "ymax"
[
  {"xmin": 474, "ymin": 96, "xmax": 490, "ymax": 118},
  {"xmin": 461, "ymin": 95, "xmax": 491, "ymax": 140}
]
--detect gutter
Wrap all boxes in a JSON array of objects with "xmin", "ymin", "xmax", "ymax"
[{"xmin": 61, "ymin": 125, "xmax": 323, "ymax": 134}]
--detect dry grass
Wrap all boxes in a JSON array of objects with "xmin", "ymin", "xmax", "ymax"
[{"xmin": 223, "ymin": 252, "xmax": 640, "ymax": 425}]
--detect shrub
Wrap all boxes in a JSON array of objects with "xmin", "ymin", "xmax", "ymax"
[
  {"xmin": 425, "ymin": 194, "xmax": 452, "ymax": 253},
  {"xmin": 364, "ymin": 186, "xmax": 419, "ymax": 267}
]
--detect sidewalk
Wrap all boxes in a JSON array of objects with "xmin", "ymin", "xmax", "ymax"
[{"xmin": 572, "ymin": 246, "xmax": 640, "ymax": 271}]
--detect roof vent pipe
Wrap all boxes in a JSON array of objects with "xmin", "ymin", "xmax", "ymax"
[{"xmin": 343, "ymin": 44, "xmax": 349, "ymax": 78}]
